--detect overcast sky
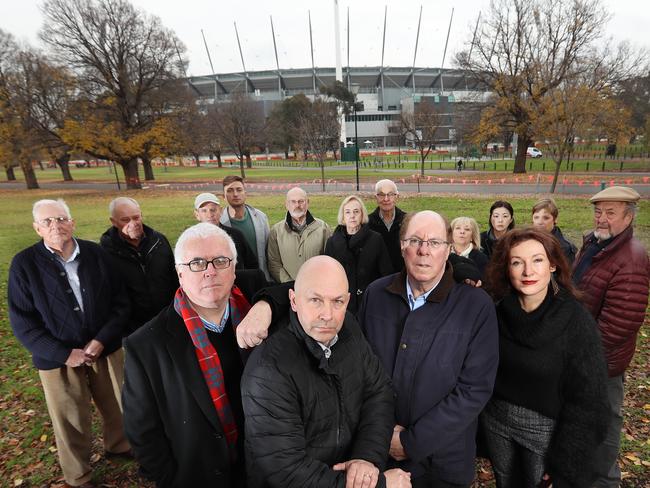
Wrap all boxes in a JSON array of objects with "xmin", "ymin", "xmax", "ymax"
[{"xmin": 2, "ymin": 0, "xmax": 648, "ymax": 76}]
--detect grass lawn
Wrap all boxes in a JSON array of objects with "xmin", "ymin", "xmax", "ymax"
[{"xmin": 1, "ymin": 188, "xmax": 649, "ymax": 487}]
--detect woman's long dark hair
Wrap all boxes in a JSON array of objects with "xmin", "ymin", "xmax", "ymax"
[
  {"xmin": 484, "ymin": 227, "xmax": 581, "ymax": 301},
  {"xmin": 488, "ymin": 200, "xmax": 515, "ymax": 232}
]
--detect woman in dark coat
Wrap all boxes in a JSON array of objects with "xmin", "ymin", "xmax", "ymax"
[
  {"xmin": 531, "ymin": 198, "xmax": 577, "ymax": 265},
  {"xmin": 325, "ymin": 195, "xmax": 392, "ymax": 313},
  {"xmin": 480, "ymin": 200, "xmax": 515, "ymax": 258},
  {"xmin": 482, "ymin": 228, "xmax": 609, "ymax": 488},
  {"xmin": 449, "ymin": 216, "xmax": 489, "ymax": 280}
]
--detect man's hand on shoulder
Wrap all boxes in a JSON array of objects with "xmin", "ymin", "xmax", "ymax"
[
  {"xmin": 332, "ymin": 459, "xmax": 379, "ymax": 488},
  {"xmin": 384, "ymin": 469, "xmax": 411, "ymax": 488},
  {"xmin": 84, "ymin": 339, "xmax": 104, "ymax": 364},
  {"xmin": 236, "ymin": 301, "xmax": 271, "ymax": 348},
  {"xmin": 65, "ymin": 348, "xmax": 87, "ymax": 367}
]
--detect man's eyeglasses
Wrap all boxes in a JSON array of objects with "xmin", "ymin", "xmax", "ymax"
[
  {"xmin": 376, "ymin": 192, "xmax": 397, "ymax": 199},
  {"xmin": 402, "ymin": 238, "xmax": 450, "ymax": 249},
  {"xmin": 177, "ymin": 256, "xmax": 233, "ymax": 272},
  {"xmin": 36, "ymin": 217, "xmax": 72, "ymax": 227}
]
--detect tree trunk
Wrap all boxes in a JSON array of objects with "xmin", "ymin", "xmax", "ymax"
[
  {"xmin": 120, "ymin": 158, "xmax": 142, "ymax": 189},
  {"xmin": 142, "ymin": 156, "xmax": 155, "ymax": 180},
  {"xmin": 420, "ymin": 154, "xmax": 425, "ymax": 176},
  {"xmin": 21, "ymin": 161, "xmax": 40, "ymax": 189},
  {"xmin": 284, "ymin": 148, "xmax": 289, "ymax": 159},
  {"xmin": 245, "ymin": 150, "xmax": 252, "ymax": 168},
  {"xmin": 193, "ymin": 153, "xmax": 201, "ymax": 167},
  {"xmin": 238, "ymin": 157, "xmax": 246, "ymax": 179},
  {"xmin": 550, "ymin": 157, "xmax": 563, "ymax": 193},
  {"xmin": 513, "ymin": 131, "xmax": 529, "ymax": 173},
  {"xmin": 38, "ymin": 160, "xmax": 45, "ymax": 170},
  {"xmin": 320, "ymin": 160, "xmax": 326, "ymax": 192},
  {"xmin": 216, "ymin": 150, "xmax": 222, "ymax": 167},
  {"xmin": 56, "ymin": 154, "xmax": 73, "ymax": 181},
  {"xmin": 6, "ymin": 165, "xmax": 16, "ymax": 180}
]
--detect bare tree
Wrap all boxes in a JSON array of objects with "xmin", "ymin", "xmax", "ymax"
[
  {"xmin": 401, "ymin": 98, "xmax": 446, "ymax": 176},
  {"xmin": 212, "ymin": 93, "xmax": 264, "ymax": 179},
  {"xmin": 457, "ymin": 0, "xmax": 610, "ymax": 173},
  {"xmin": 40, "ymin": 0, "xmax": 187, "ymax": 188},
  {"xmin": 296, "ymin": 98, "xmax": 340, "ymax": 191},
  {"xmin": 267, "ymin": 94, "xmax": 311, "ymax": 158}
]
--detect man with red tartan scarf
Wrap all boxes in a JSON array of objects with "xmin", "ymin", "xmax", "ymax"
[{"xmin": 122, "ymin": 223, "xmax": 269, "ymax": 487}]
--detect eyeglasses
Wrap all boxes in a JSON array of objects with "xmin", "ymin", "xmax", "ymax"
[
  {"xmin": 177, "ymin": 256, "xmax": 233, "ymax": 272},
  {"xmin": 402, "ymin": 238, "xmax": 450, "ymax": 249},
  {"xmin": 376, "ymin": 192, "xmax": 397, "ymax": 199},
  {"xmin": 36, "ymin": 217, "xmax": 72, "ymax": 227}
]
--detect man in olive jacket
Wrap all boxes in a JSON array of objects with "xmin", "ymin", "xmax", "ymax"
[{"xmin": 242, "ymin": 256, "xmax": 411, "ymax": 488}]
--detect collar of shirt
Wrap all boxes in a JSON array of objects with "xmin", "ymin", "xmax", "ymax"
[
  {"xmin": 317, "ymin": 334, "xmax": 339, "ymax": 359},
  {"xmin": 201, "ymin": 303, "xmax": 230, "ymax": 334},
  {"xmin": 405, "ymin": 275, "xmax": 439, "ymax": 311},
  {"xmin": 380, "ymin": 209, "xmax": 395, "ymax": 230},
  {"xmin": 44, "ymin": 238, "xmax": 80, "ymax": 263}
]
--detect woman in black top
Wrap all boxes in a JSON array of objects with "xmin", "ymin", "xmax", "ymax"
[
  {"xmin": 449, "ymin": 216, "xmax": 489, "ymax": 280},
  {"xmin": 480, "ymin": 200, "xmax": 515, "ymax": 258},
  {"xmin": 324, "ymin": 195, "xmax": 392, "ymax": 313},
  {"xmin": 482, "ymin": 228, "xmax": 608, "ymax": 488}
]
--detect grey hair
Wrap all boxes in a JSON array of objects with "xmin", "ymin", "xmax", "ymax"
[
  {"xmin": 32, "ymin": 199, "xmax": 72, "ymax": 221},
  {"xmin": 174, "ymin": 223, "xmax": 238, "ymax": 266},
  {"xmin": 109, "ymin": 197, "xmax": 140, "ymax": 218},
  {"xmin": 337, "ymin": 195, "xmax": 369, "ymax": 225},
  {"xmin": 374, "ymin": 179, "xmax": 398, "ymax": 194},
  {"xmin": 625, "ymin": 202, "xmax": 638, "ymax": 220}
]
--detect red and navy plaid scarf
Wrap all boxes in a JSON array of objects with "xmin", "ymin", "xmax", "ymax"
[{"xmin": 174, "ymin": 286, "xmax": 251, "ymax": 460}]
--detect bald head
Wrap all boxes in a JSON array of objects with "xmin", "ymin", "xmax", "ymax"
[
  {"xmin": 290, "ymin": 256, "xmax": 350, "ymax": 345},
  {"xmin": 403, "ymin": 211, "xmax": 447, "ymax": 239},
  {"xmin": 286, "ymin": 187, "xmax": 309, "ymax": 223},
  {"xmin": 109, "ymin": 197, "xmax": 144, "ymax": 245}
]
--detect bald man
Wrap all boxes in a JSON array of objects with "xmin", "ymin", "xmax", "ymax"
[
  {"xmin": 100, "ymin": 197, "xmax": 178, "ymax": 334},
  {"xmin": 359, "ymin": 211, "xmax": 498, "ymax": 488},
  {"xmin": 266, "ymin": 187, "xmax": 331, "ymax": 282},
  {"xmin": 242, "ymin": 256, "xmax": 411, "ymax": 488}
]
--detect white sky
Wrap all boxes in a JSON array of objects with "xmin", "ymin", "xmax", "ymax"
[{"xmin": 2, "ymin": 0, "xmax": 648, "ymax": 76}]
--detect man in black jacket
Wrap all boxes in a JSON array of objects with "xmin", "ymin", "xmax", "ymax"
[
  {"xmin": 122, "ymin": 223, "xmax": 269, "ymax": 487},
  {"xmin": 100, "ymin": 197, "xmax": 178, "ymax": 335},
  {"xmin": 241, "ymin": 256, "xmax": 411, "ymax": 488},
  {"xmin": 193, "ymin": 192, "xmax": 259, "ymax": 270},
  {"xmin": 368, "ymin": 179, "xmax": 407, "ymax": 273}
]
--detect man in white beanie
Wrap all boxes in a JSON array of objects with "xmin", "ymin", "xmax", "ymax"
[{"xmin": 573, "ymin": 186, "xmax": 649, "ymax": 487}]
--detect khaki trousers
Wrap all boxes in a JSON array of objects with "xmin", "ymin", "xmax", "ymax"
[{"xmin": 39, "ymin": 348, "xmax": 130, "ymax": 486}]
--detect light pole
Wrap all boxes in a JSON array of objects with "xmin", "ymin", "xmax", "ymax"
[{"xmin": 350, "ymin": 83, "xmax": 360, "ymax": 191}]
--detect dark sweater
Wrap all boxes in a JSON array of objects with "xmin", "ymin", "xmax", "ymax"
[
  {"xmin": 368, "ymin": 206, "xmax": 406, "ymax": 273},
  {"xmin": 8, "ymin": 239, "xmax": 129, "ymax": 369},
  {"xmin": 492, "ymin": 288, "xmax": 609, "ymax": 487}
]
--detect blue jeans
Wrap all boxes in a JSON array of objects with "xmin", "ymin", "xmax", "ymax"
[{"xmin": 592, "ymin": 375, "xmax": 624, "ymax": 488}]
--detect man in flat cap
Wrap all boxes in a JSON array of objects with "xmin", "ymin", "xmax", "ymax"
[{"xmin": 573, "ymin": 186, "xmax": 649, "ymax": 488}]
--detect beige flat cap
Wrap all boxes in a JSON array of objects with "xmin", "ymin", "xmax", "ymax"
[{"xmin": 590, "ymin": 186, "xmax": 640, "ymax": 204}]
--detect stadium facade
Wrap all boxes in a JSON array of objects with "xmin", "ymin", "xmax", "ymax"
[{"xmin": 188, "ymin": 66, "xmax": 490, "ymax": 148}]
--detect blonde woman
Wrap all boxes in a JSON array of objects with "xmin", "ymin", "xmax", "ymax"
[
  {"xmin": 450, "ymin": 216, "xmax": 489, "ymax": 278},
  {"xmin": 324, "ymin": 195, "xmax": 392, "ymax": 312}
]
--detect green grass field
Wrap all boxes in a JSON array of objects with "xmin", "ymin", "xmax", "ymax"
[{"xmin": 1, "ymin": 188, "xmax": 649, "ymax": 486}]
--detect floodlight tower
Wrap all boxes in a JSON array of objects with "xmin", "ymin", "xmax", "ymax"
[{"xmin": 334, "ymin": 0, "xmax": 346, "ymax": 146}]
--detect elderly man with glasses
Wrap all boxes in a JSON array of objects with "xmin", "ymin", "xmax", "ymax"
[
  {"xmin": 122, "ymin": 223, "xmax": 269, "ymax": 488},
  {"xmin": 360, "ymin": 211, "xmax": 498, "ymax": 488},
  {"xmin": 368, "ymin": 179, "xmax": 407, "ymax": 273},
  {"xmin": 8, "ymin": 199, "xmax": 131, "ymax": 488}
]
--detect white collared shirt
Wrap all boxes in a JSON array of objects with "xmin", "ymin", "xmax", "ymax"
[
  {"xmin": 317, "ymin": 334, "xmax": 339, "ymax": 359},
  {"xmin": 45, "ymin": 239, "xmax": 84, "ymax": 312}
]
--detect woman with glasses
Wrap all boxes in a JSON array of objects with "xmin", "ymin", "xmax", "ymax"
[
  {"xmin": 325, "ymin": 195, "xmax": 392, "ymax": 312},
  {"xmin": 481, "ymin": 228, "xmax": 608, "ymax": 488},
  {"xmin": 481, "ymin": 201, "xmax": 515, "ymax": 258},
  {"xmin": 449, "ymin": 216, "xmax": 489, "ymax": 279}
]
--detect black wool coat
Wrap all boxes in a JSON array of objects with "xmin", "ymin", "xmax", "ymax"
[
  {"xmin": 122, "ymin": 269, "xmax": 267, "ymax": 488},
  {"xmin": 100, "ymin": 225, "xmax": 178, "ymax": 334},
  {"xmin": 368, "ymin": 206, "xmax": 407, "ymax": 273},
  {"xmin": 325, "ymin": 224, "xmax": 393, "ymax": 312}
]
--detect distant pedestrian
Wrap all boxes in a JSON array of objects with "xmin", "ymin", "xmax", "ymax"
[{"xmin": 457, "ymin": 159, "xmax": 463, "ymax": 172}]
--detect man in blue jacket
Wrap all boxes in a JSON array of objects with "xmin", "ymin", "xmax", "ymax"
[
  {"xmin": 8, "ymin": 199, "xmax": 131, "ymax": 488},
  {"xmin": 359, "ymin": 211, "xmax": 498, "ymax": 488}
]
